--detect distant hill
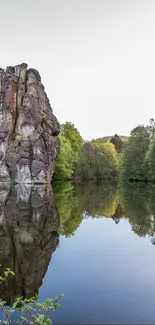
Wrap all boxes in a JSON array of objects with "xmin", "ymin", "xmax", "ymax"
[{"xmin": 96, "ymin": 135, "xmax": 130, "ymax": 143}]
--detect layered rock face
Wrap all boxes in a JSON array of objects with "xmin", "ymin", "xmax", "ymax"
[
  {"xmin": 0, "ymin": 63, "xmax": 60, "ymax": 184},
  {"xmin": 0, "ymin": 184, "xmax": 60, "ymax": 305}
]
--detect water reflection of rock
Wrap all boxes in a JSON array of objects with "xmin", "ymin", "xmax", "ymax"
[{"xmin": 0, "ymin": 184, "xmax": 60, "ymax": 306}]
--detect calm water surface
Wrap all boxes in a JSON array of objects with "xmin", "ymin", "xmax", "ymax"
[{"xmin": 1, "ymin": 181, "xmax": 155, "ymax": 324}]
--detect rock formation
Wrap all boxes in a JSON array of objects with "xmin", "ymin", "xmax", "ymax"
[
  {"xmin": 0, "ymin": 184, "xmax": 60, "ymax": 305},
  {"xmin": 0, "ymin": 63, "xmax": 60, "ymax": 184}
]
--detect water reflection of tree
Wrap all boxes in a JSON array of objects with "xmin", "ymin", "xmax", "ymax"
[
  {"xmin": 74, "ymin": 181, "xmax": 119, "ymax": 218},
  {"xmin": 54, "ymin": 181, "xmax": 125, "ymax": 237},
  {"xmin": 54, "ymin": 180, "xmax": 155, "ymax": 241},
  {"xmin": 53, "ymin": 182, "xmax": 83, "ymax": 237},
  {"xmin": 148, "ymin": 184, "xmax": 155, "ymax": 241},
  {"xmin": 119, "ymin": 182, "xmax": 153, "ymax": 237},
  {"xmin": 111, "ymin": 203, "xmax": 124, "ymax": 224}
]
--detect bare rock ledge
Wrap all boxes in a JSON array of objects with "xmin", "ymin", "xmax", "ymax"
[{"xmin": 0, "ymin": 63, "xmax": 60, "ymax": 184}]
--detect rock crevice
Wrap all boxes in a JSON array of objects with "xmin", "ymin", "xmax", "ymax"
[{"xmin": 0, "ymin": 63, "xmax": 60, "ymax": 184}]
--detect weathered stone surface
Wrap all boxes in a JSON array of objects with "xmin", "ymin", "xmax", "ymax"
[
  {"xmin": 0, "ymin": 63, "xmax": 60, "ymax": 184},
  {"xmin": 0, "ymin": 184, "xmax": 60, "ymax": 305}
]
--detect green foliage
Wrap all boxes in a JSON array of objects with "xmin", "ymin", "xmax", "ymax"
[
  {"xmin": 54, "ymin": 118, "xmax": 155, "ymax": 181},
  {"xmin": 120, "ymin": 125, "xmax": 150, "ymax": 180},
  {"xmin": 55, "ymin": 122, "xmax": 118, "ymax": 181},
  {"xmin": 110, "ymin": 134, "xmax": 123, "ymax": 153},
  {"xmin": 93, "ymin": 135, "xmax": 129, "ymax": 144},
  {"xmin": 0, "ymin": 267, "xmax": 62, "ymax": 325},
  {"xmin": 0, "ymin": 294, "xmax": 62, "ymax": 325},
  {"xmin": 61, "ymin": 122, "xmax": 83, "ymax": 162},
  {"xmin": 119, "ymin": 119, "xmax": 155, "ymax": 181},
  {"xmin": 75, "ymin": 141, "xmax": 118, "ymax": 180},
  {"xmin": 53, "ymin": 182, "xmax": 83, "ymax": 237},
  {"xmin": 146, "ymin": 118, "xmax": 155, "ymax": 139},
  {"xmin": 54, "ymin": 122, "xmax": 83, "ymax": 179},
  {"xmin": 147, "ymin": 137, "xmax": 155, "ymax": 180},
  {"xmin": 54, "ymin": 134, "xmax": 74, "ymax": 179},
  {"xmin": 75, "ymin": 181, "xmax": 119, "ymax": 217},
  {"xmin": 74, "ymin": 142, "xmax": 95, "ymax": 179},
  {"xmin": 0, "ymin": 267, "xmax": 15, "ymax": 283}
]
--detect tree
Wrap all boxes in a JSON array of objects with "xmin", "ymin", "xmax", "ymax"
[
  {"xmin": 146, "ymin": 119, "xmax": 155, "ymax": 180},
  {"xmin": 120, "ymin": 125, "xmax": 150, "ymax": 181},
  {"xmin": 93, "ymin": 142, "xmax": 118, "ymax": 179},
  {"xmin": 146, "ymin": 118, "xmax": 155, "ymax": 139},
  {"xmin": 54, "ymin": 134, "xmax": 74, "ymax": 179},
  {"xmin": 75, "ymin": 142, "xmax": 96, "ymax": 179},
  {"xmin": 75, "ymin": 141, "xmax": 118, "ymax": 180},
  {"xmin": 110, "ymin": 134, "xmax": 123, "ymax": 153},
  {"xmin": 54, "ymin": 122, "xmax": 84, "ymax": 179},
  {"xmin": 147, "ymin": 139, "xmax": 155, "ymax": 180},
  {"xmin": 61, "ymin": 122, "xmax": 83, "ymax": 163}
]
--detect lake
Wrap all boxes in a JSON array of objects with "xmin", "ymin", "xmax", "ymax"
[{"xmin": 0, "ymin": 181, "xmax": 155, "ymax": 324}]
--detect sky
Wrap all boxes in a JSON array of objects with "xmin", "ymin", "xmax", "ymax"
[{"xmin": 0, "ymin": 0, "xmax": 155, "ymax": 140}]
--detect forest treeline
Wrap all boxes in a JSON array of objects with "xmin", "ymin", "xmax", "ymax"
[{"xmin": 54, "ymin": 119, "xmax": 155, "ymax": 181}]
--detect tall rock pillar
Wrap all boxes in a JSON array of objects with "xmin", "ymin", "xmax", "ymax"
[{"xmin": 0, "ymin": 63, "xmax": 60, "ymax": 184}]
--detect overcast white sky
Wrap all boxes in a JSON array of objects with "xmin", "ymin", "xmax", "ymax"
[{"xmin": 0, "ymin": 0, "xmax": 155, "ymax": 140}]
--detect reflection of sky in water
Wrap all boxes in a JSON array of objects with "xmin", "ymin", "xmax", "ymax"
[{"xmin": 40, "ymin": 218, "xmax": 155, "ymax": 324}]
